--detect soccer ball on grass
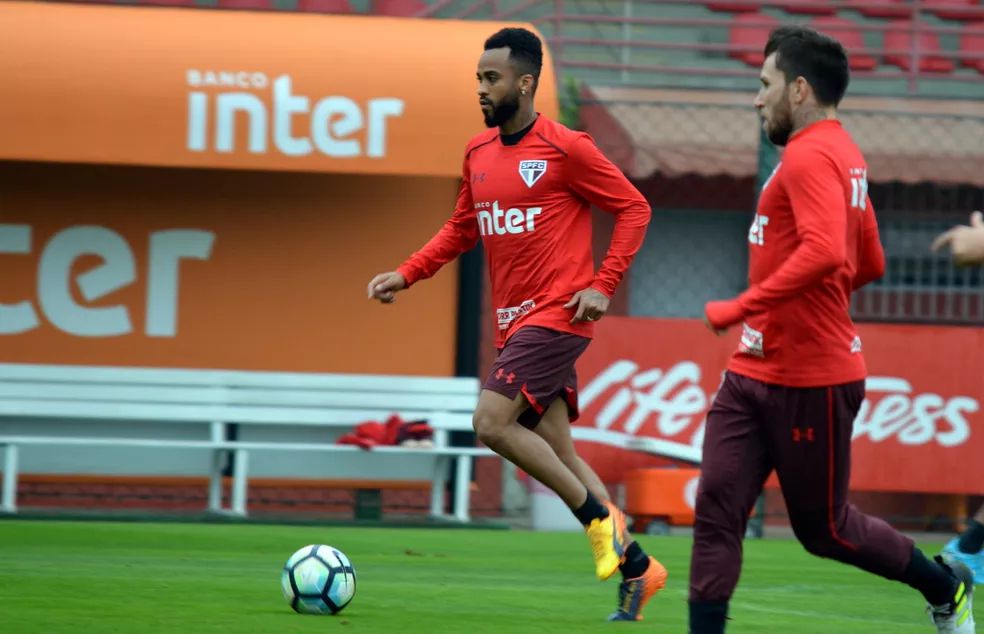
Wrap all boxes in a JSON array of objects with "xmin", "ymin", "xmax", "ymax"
[{"xmin": 280, "ymin": 544, "xmax": 356, "ymax": 615}]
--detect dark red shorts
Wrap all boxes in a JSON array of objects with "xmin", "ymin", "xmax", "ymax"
[{"xmin": 482, "ymin": 325, "xmax": 591, "ymax": 429}]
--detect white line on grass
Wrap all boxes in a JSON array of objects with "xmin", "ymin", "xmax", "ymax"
[{"xmin": 734, "ymin": 600, "xmax": 929, "ymax": 630}]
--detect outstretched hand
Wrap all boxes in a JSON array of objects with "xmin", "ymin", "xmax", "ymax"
[
  {"xmin": 932, "ymin": 211, "xmax": 984, "ymax": 267},
  {"xmin": 367, "ymin": 272, "xmax": 407, "ymax": 304}
]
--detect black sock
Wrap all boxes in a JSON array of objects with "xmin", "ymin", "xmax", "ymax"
[
  {"xmin": 619, "ymin": 541, "xmax": 650, "ymax": 579},
  {"xmin": 572, "ymin": 490, "xmax": 609, "ymax": 526},
  {"xmin": 958, "ymin": 519, "xmax": 984, "ymax": 554},
  {"xmin": 902, "ymin": 547, "xmax": 957, "ymax": 606},
  {"xmin": 689, "ymin": 600, "xmax": 728, "ymax": 634}
]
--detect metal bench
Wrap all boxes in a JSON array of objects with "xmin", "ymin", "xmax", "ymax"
[{"xmin": 0, "ymin": 363, "xmax": 492, "ymax": 521}]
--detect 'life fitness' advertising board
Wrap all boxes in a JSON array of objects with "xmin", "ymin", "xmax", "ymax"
[{"xmin": 574, "ymin": 317, "xmax": 983, "ymax": 495}]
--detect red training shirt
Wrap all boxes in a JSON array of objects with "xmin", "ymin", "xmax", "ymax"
[
  {"xmin": 398, "ymin": 115, "xmax": 651, "ymax": 347},
  {"xmin": 705, "ymin": 119, "xmax": 885, "ymax": 387}
]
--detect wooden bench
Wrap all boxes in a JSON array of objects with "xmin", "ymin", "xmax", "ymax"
[{"xmin": 0, "ymin": 363, "xmax": 492, "ymax": 521}]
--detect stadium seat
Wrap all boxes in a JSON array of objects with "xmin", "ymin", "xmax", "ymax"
[
  {"xmin": 706, "ymin": 2, "xmax": 763, "ymax": 13},
  {"xmin": 728, "ymin": 12, "xmax": 779, "ymax": 67},
  {"xmin": 216, "ymin": 0, "xmax": 274, "ymax": 9},
  {"xmin": 296, "ymin": 0, "xmax": 353, "ymax": 12},
  {"xmin": 372, "ymin": 0, "xmax": 427, "ymax": 16},
  {"xmin": 922, "ymin": 0, "xmax": 983, "ymax": 22},
  {"xmin": 812, "ymin": 16, "xmax": 878, "ymax": 70},
  {"xmin": 782, "ymin": 0, "xmax": 837, "ymax": 16},
  {"xmin": 846, "ymin": 0, "xmax": 911, "ymax": 19},
  {"xmin": 961, "ymin": 22, "xmax": 984, "ymax": 73},
  {"xmin": 883, "ymin": 20, "xmax": 956, "ymax": 72}
]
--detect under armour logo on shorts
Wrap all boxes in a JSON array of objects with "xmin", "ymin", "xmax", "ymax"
[
  {"xmin": 792, "ymin": 428, "xmax": 815, "ymax": 443},
  {"xmin": 496, "ymin": 368, "xmax": 516, "ymax": 384}
]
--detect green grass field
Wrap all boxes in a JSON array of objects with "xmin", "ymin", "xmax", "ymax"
[{"xmin": 0, "ymin": 519, "xmax": 972, "ymax": 633}]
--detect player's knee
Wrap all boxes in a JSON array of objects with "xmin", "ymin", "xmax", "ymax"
[
  {"xmin": 472, "ymin": 409, "xmax": 507, "ymax": 449},
  {"xmin": 692, "ymin": 476, "xmax": 753, "ymax": 533},
  {"xmin": 793, "ymin": 521, "xmax": 851, "ymax": 561},
  {"xmin": 694, "ymin": 470, "xmax": 731, "ymax": 507}
]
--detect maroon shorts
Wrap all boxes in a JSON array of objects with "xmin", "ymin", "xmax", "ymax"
[{"xmin": 482, "ymin": 325, "xmax": 591, "ymax": 429}]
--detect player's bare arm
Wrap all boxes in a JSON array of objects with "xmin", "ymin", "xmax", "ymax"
[{"xmin": 932, "ymin": 211, "xmax": 984, "ymax": 266}]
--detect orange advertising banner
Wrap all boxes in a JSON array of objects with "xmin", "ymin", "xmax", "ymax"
[
  {"xmin": 0, "ymin": 2, "xmax": 557, "ymax": 176},
  {"xmin": 0, "ymin": 162, "xmax": 461, "ymax": 376},
  {"xmin": 575, "ymin": 316, "xmax": 984, "ymax": 495}
]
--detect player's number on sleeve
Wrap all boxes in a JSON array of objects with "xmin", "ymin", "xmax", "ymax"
[{"xmin": 850, "ymin": 175, "xmax": 868, "ymax": 211}]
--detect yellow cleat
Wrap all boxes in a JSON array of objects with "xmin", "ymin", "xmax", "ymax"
[{"xmin": 585, "ymin": 502, "xmax": 629, "ymax": 581}]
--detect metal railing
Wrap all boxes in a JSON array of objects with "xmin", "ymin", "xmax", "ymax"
[{"xmin": 419, "ymin": 0, "xmax": 984, "ymax": 96}]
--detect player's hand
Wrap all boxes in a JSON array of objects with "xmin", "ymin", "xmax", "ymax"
[
  {"xmin": 704, "ymin": 300, "xmax": 741, "ymax": 335},
  {"xmin": 367, "ymin": 272, "xmax": 407, "ymax": 304},
  {"xmin": 931, "ymin": 211, "xmax": 984, "ymax": 267},
  {"xmin": 564, "ymin": 288, "xmax": 610, "ymax": 324},
  {"xmin": 703, "ymin": 315, "xmax": 728, "ymax": 336}
]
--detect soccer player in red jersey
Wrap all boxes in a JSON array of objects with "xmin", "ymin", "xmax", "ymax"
[
  {"xmin": 367, "ymin": 28, "xmax": 666, "ymax": 620},
  {"xmin": 693, "ymin": 27, "xmax": 975, "ymax": 634}
]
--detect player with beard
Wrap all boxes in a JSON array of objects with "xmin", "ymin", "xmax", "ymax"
[
  {"xmin": 691, "ymin": 26, "xmax": 976, "ymax": 634},
  {"xmin": 367, "ymin": 28, "xmax": 667, "ymax": 621}
]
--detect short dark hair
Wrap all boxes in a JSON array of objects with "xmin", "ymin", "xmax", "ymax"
[
  {"xmin": 764, "ymin": 26, "xmax": 849, "ymax": 107},
  {"xmin": 484, "ymin": 27, "xmax": 543, "ymax": 81}
]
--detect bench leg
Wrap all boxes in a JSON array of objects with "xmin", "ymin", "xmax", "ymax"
[
  {"xmin": 1, "ymin": 445, "xmax": 17, "ymax": 514},
  {"xmin": 453, "ymin": 455, "xmax": 472, "ymax": 523},
  {"xmin": 354, "ymin": 489, "xmax": 383, "ymax": 521},
  {"xmin": 429, "ymin": 455, "xmax": 448, "ymax": 518},
  {"xmin": 231, "ymin": 449, "xmax": 249, "ymax": 517},
  {"xmin": 208, "ymin": 449, "xmax": 224, "ymax": 513}
]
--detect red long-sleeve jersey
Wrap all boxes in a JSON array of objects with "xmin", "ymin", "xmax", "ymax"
[
  {"xmin": 705, "ymin": 119, "xmax": 885, "ymax": 387},
  {"xmin": 398, "ymin": 115, "xmax": 651, "ymax": 347}
]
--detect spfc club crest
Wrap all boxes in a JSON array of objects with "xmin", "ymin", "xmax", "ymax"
[{"xmin": 518, "ymin": 160, "xmax": 548, "ymax": 188}]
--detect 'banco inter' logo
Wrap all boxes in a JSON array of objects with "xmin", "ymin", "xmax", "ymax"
[{"xmin": 185, "ymin": 70, "xmax": 405, "ymax": 158}]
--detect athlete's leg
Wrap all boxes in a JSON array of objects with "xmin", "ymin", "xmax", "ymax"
[
  {"xmin": 478, "ymin": 326, "xmax": 623, "ymax": 580},
  {"xmin": 689, "ymin": 372, "xmax": 773, "ymax": 634},
  {"xmin": 532, "ymin": 396, "xmax": 608, "ymax": 503},
  {"xmin": 473, "ymin": 389, "xmax": 587, "ymax": 508},
  {"xmin": 766, "ymin": 381, "xmax": 973, "ymax": 633},
  {"xmin": 532, "ymin": 396, "xmax": 667, "ymax": 621},
  {"xmin": 943, "ymin": 502, "xmax": 984, "ymax": 584}
]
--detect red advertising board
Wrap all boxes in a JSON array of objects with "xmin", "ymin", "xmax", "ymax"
[{"xmin": 574, "ymin": 317, "xmax": 983, "ymax": 494}]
